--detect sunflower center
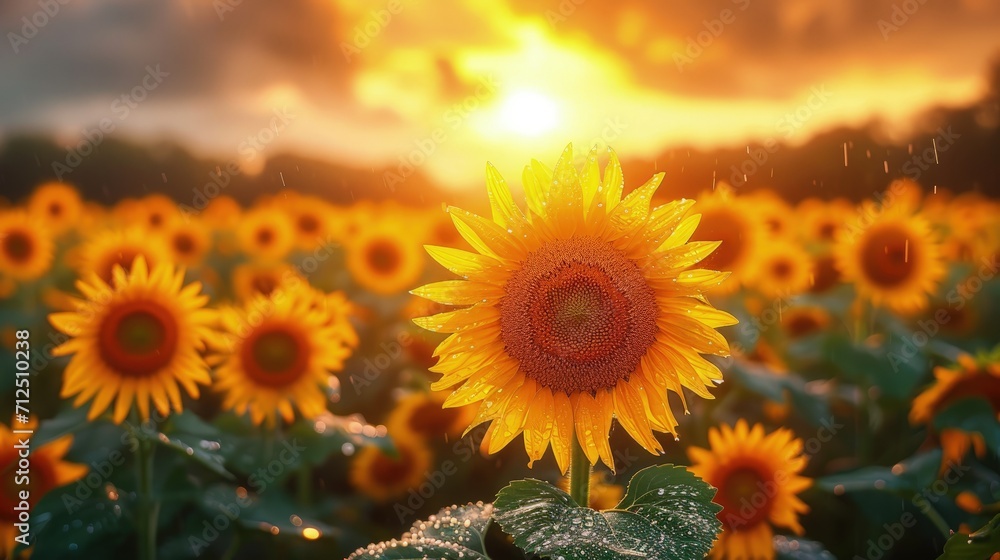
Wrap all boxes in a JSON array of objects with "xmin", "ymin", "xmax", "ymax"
[
  {"xmin": 256, "ymin": 227, "xmax": 275, "ymax": 247},
  {"xmin": 149, "ymin": 212, "xmax": 164, "ymax": 228},
  {"xmin": 98, "ymin": 301, "xmax": 178, "ymax": 377},
  {"xmin": 251, "ymin": 275, "xmax": 279, "ymax": 297},
  {"xmin": 717, "ymin": 466, "xmax": 773, "ymax": 530},
  {"xmin": 366, "ymin": 239, "xmax": 402, "ymax": 275},
  {"xmin": 173, "ymin": 233, "xmax": 195, "ymax": 255},
  {"xmin": 298, "ymin": 214, "xmax": 320, "ymax": 234},
  {"xmin": 242, "ymin": 326, "xmax": 309, "ymax": 387},
  {"xmin": 936, "ymin": 370, "xmax": 1000, "ymax": 415},
  {"xmin": 2, "ymin": 230, "xmax": 34, "ymax": 263},
  {"xmin": 370, "ymin": 447, "xmax": 414, "ymax": 486},
  {"xmin": 785, "ymin": 313, "xmax": 822, "ymax": 338},
  {"xmin": 771, "ymin": 259, "xmax": 792, "ymax": 281},
  {"xmin": 861, "ymin": 226, "xmax": 916, "ymax": 287},
  {"xmin": 498, "ymin": 236, "xmax": 658, "ymax": 394},
  {"xmin": 818, "ymin": 222, "xmax": 836, "ymax": 241},
  {"xmin": 409, "ymin": 401, "xmax": 461, "ymax": 436},
  {"xmin": 691, "ymin": 209, "xmax": 744, "ymax": 270}
]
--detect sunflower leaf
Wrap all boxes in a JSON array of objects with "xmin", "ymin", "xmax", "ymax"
[
  {"xmin": 348, "ymin": 503, "xmax": 493, "ymax": 560},
  {"xmin": 936, "ymin": 513, "xmax": 1000, "ymax": 560},
  {"xmin": 933, "ymin": 397, "xmax": 1000, "ymax": 456},
  {"xmin": 492, "ymin": 465, "xmax": 721, "ymax": 560}
]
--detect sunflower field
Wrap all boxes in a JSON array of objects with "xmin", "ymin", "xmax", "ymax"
[{"xmin": 1, "ymin": 146, "xmax": 999, "ymax": 560}]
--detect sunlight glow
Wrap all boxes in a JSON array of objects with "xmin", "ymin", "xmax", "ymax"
[{"xmin": 496, "ymin": 90, "xmax": 561, "ymax": 137}]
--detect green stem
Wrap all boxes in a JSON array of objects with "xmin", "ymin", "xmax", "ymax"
[
  {"xmin": 921, "ymin": 503, "xmax": 952, "ymax": 540},
  {"xmin": 134, "ymin": 419, "xmax": 159, "ymax": 560},
  {"xmin": 569, "ymin": 435, "xmax": 592, "ymax": 508}
]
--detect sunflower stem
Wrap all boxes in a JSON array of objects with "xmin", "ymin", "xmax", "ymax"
[
  {"xmin": 134, "ymin": 414, "xmax": 159, "ymax": 560},
  {"xmin": 569, "ymin": 435, "xmax": 591, "ymax": 508}
]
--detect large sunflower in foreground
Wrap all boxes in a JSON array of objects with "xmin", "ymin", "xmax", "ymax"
[
  {"xmin": 212, "ymin": 287, "xmax": 356, "ymax": 426},
  {"xmin": 834, "ymin": 204, "xmax": 944, "ymax": 314},
  {"xmin": 910, "ymin": 352, "xmax": 1000, "ymax": 472},
  {"xmin": 0, "ymin": 421, "xmax": 87, "ymax": 558},
  {"xmin": 688, "ymin": 420, "xmax": 811, "ymax": 560},
  {"xmin": 0, "ymin": 210, "xmax": 54, "ymax": 281},
  {"xmin": 412, "ymin": 145, "xmax": 737, "ymax": 472},
  {"xmin": 49, "ymin": 257, "xmax": 215, "ymax": 423}
]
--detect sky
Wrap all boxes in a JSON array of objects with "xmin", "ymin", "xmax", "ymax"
[{"xmin": 2, "ymin": 0, "xmax": 999, "ymax": 190}]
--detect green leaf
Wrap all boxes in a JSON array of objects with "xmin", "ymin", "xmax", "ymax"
[
  {"xmin": 816, "ymin": 449, "xmax": 942, "ymax": 496},
  {"xmin": 198, "ymin": 484, "xmax": 339, "ymax": 539},
  {"xmin": 150, "ymin": 411, "xmax": 234, "ymax": 480},
  {"xmin": 933, "ymin": 398, "xmax": 1000, "ymax": 455},
  {"xmin": 31, "ymin": 406, "xmax": 93, "ymax": 448},
  {"xmin": 348, "ymin": 502, "xmax": 493, "ymax": 560},
  {"xmin": 492, "ymin": 465, "xmax": 721, "ymax": 560},
  {"xmin": 937, "ymin": 514, "xmax": 1000, "ymax": 560},
  {"xmin": 825, "ymin": 336, "xmax": 926, "ymax": 399},
  {"xmin": 21, "ymin": 482, "xmax": 131, "ymax": 559},
  {"xmin": 724, "ymin": 359, "xmax": 831, "ymax": 425},
  {"xmin": 773, "ymin": 535, "xmax": 837, "ymax": 559}
]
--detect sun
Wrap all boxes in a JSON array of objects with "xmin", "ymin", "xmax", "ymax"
[{"xmin": 497, "ymin": 90, "xmax": 560, "ymax": 137}]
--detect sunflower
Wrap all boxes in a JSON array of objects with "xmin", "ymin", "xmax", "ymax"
[
  {"xmin": 0, "ymin": 210, "xmax": 54, "ymax": 281},
  {"xmin": 202, "ymin": 195, "xmax": 242, "ymax": 230},
  {"xmin": 212, "ymin": 287, "xmax": 356, "ymax": 426},
  {"xmin": 386, "ymin": 391, "xmax": 477, "ymax": 441},
  {"xmin": 781, "ymin": 306, "xmax": 831, "ymax": 339},
  {"xmin": 346, "ymin": 219, "xmax": 425, "ymax": 295},
  {"xmin": 27, "ymin": 181, "xmax": 83, "ymax": 236},
  {"xmin": 750, "ymin": 191, "xmax": 793, "ymax": 237},
  {"xmin": 0, "ymin": 422, "xmax": 87, "ymax": 558},
  {"xmin": 749, "ymin": 239, "xmax": 813, "ymax": 299},
  {"xmin": 796, "ymin": 198, "xmax": 853, "ymax": 246},
  {"xmin": 834, "ymin": 204, "xmax": 944, "ymax": 314},
  {"xmin": 285, "ymin": 195, "xmax": 336, "ymax": 250},
  {"xmin": 910, "ymin": 353, "xmax": 1000, "ymax": 472},
  {"xmin": 75, "ymin": 228, "xmax": 169, "ymax": 284},
  {"xmin": 350, "ymin": 439, "xmax": 433, "ymax": 502},
  {"xmin": 237, "ymin": 207, "xmax": 295, "ymax": 261},
  {"xmin": 412, "ymin": 145, "xmax": 737, "ymax": 472},
  {"xmin": 49, "ymin": 257, "xmax": 215, "ymax": 422},
  {"xmin": 232, "ymin": 263, "xmax": 303, "ymax": 302},
  {"xmin": 162, "ymin": 219, "xmax": 211, "ymax": 267},
  {"xmin": 134, "ymin": 194, "xmax": 180, "ymax": 232},
  {"xmin": 687, "ymin": 420, "xmax": 811, "ymax": 560},
  {"xmin": 687, "ymin": 185, "xmax": 764, "ymax": 295}
]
